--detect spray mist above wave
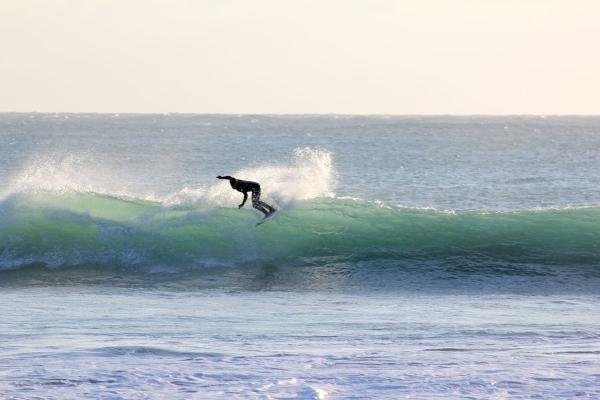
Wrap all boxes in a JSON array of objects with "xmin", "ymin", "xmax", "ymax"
[
  {"xmin": 2, "ymin": 154, "xmax": 145, "ymax": 201},
  {"xmin": 163, "ymin": 147, "xmax": 336, "ymax": 207},
  {"xmin": 2, "ymin": 148, "xmax": 336, "ymax": 208}
]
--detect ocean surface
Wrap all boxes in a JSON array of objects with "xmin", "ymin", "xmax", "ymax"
[{"xmin": 1, "ymin": 113, "xmax": 599, "ymax": 399}]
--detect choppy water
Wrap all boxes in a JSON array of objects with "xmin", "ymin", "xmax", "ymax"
[{"xmin": 1, "ymin": 113, "xmax": 599, "ymax": 399}]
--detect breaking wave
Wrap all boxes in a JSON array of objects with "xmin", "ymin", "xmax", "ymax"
[{"xmin": 1, "ymin": 191, "xmax": 599, "ymax": 271}]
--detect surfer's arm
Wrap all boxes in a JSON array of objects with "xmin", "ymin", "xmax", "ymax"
[
  {"xmin": 217, "ymin": 175, "xmax": 233, "ymax": 180},
  {"xmin": 239, "ymin": 192, "xmax": 248, "ymax": 208}
]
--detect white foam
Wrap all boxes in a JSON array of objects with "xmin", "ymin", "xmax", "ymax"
[
  {"xmin": 1, "ymin": 154, "xmax": 147, "ymax": 201},
  {"xmin": 5, "ymin": 155, "xmax": 94, "ymax": 195}
]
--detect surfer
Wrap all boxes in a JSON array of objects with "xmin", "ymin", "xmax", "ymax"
[{"xmin": 217, "ymin": 176, "xmax": 276, "ymax": 218}]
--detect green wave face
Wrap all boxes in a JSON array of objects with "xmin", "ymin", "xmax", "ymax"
[{"xmin": 1, "ymin": 192, "xmax": 599, "ymax": 270}]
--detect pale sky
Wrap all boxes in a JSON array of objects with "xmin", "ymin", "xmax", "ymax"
[{"xmin": 1, "ymin": 0, "xmax": 599, "ymax": 114}]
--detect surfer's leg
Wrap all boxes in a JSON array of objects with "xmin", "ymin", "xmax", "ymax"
[
  {"xmin": 252, "ymin": 190, "xmax": 269, "ymax": 217},
  {"xmin": 258, "ymin": 201, "xmax": 276, "ymax": 214},
  {"xmin": 256, "ymin": 205, "xmax": 269, "ymax": 217},
  {"xmin": 251, "ymin": 190, "xmax": 260, "ymax": 208},
  {"xmin": 252, "ymin": 189, "xmax": 276, "ymax": 217}
]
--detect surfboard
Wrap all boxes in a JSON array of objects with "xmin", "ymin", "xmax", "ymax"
[{"xmin": 256, "ymin": 210, "xmax": 278, "ymax": 226}]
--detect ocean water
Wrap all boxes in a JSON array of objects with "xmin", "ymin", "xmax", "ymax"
[{"xmin": 1, "ymin": 113, "xmax": 599, "ymax": 399}]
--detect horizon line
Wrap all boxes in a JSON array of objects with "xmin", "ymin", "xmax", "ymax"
[{"xmin": 1, "ymin": 111, "xmax": 600, "ymax": 117}]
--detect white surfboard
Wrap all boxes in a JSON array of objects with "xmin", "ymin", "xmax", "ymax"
[{"xmin": 256, "ymin": 210, "xmax": 278, "ymax": 226}]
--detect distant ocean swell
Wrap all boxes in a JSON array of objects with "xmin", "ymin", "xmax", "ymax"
[{"xmin": 1, "ymin": 192, "xmax": 598, "ymax": 271}]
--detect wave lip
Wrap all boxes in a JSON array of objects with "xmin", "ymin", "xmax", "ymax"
[{"xmin": 1, "ymin": 191, "xmax": 599, "ymax": 271}]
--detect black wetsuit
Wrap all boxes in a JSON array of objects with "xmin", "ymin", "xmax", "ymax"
[{"xmin": 217, "ymin": 176, "xmax": 276, "ymax": 218}]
